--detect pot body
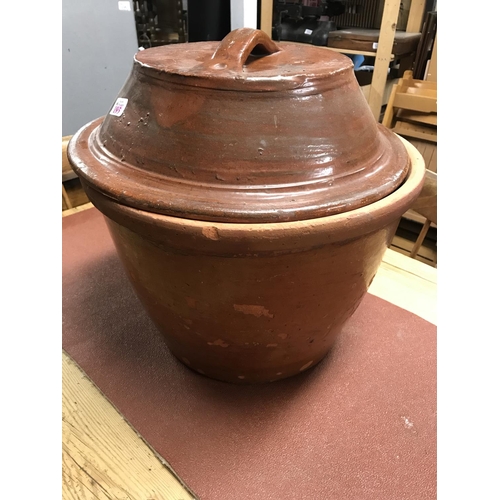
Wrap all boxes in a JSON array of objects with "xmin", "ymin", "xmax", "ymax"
[
  {"xmin": 80, "ymin": 138, "xmax": 425, "ymax": 383},
  {"xmin": 105, "ymin": 216, "xmax": 395, "ymax": 383}
]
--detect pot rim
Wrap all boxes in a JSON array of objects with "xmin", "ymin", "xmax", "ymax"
[
  {"xmin": 69, "ymin": 116, "xmax": 410, "ymax": 224},
  {"xmin": 84, "ymin": 136, "xmax": 425, "ymax": 254}
]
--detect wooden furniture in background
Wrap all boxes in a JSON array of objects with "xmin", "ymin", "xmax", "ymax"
[
  {"xmin": 406, "ymin": 0, "xmax": 426, "ymax": 32},
  {"xmin": 62, "ymin": 185, "xmax": 72, "ymax": 211},
  {"xmin": 366, "ymin": 0, "xmax": 402, "ymax": 119},
  {"xmin": 413, "ymin": 10, "xmax": 437, "ymax": 80},
  {"xmin": 382, "ymin": 70, "xmax": 437, "ymax": 130},
  {"xmin": 260, "ymin": 0, "xmax": 428, "ymax": 121},
  {"xmin": 62, "ymin": 136, "xmax": 75, "ymax": 211},
  {"xmin": 383, "ymin": 70, "xmax": 437, "ymax": 266},
  {"xmin": 62, "ymin": 135, "xmax": 90, "ymax": 212},
  {"xmin": 382, "ymin": 69, "xmax": 437, "ymax": 177},
  {"xmin": 408, "ymin": 169, "xmax": 437, "ymax": 260},
  {"xmin": 425, "ymin": 33, "xmax": 437, "ymax": 82}
]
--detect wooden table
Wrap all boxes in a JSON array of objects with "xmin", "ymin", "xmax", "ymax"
[{"xmin": 62, "ymin": 203, "xmax": 437, "ymax": 500}]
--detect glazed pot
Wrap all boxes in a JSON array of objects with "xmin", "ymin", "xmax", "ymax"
[{"xmin": 68, "ymin": 28, "xmax": 426, "ymax": 383}]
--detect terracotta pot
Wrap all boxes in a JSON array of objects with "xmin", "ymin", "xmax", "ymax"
[{"xmin": 68, "ymin": 28, "xmax": 426, "ymax": 383}]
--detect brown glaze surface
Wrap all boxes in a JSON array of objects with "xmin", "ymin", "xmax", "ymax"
[
  {"xmin": 68, "ymin": 28, "xmax": 410, "ymax": 223},
  {"xmin": 62, "ymin": 207, "xmax": 436, "ymax": 499},
  {"xmin": 104, "ymin": 215, "xmax": 393, "ymax": 382},
  {"xmin": 76, "ymin": 138, "xmax": 425, "ymax": 383}
]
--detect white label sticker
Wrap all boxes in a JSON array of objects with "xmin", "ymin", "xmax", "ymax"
[
  {"xmin": 372, "ymin": 42, "xmax": 378, "ymax": 49},
  {"xmin": 304, "ymin": 29, "xmax": 313, "ymax": 35},
  {"xmin": 118, "ymin": 1, "xmax": 131, "ymax": 11},
  {"xmin": 110, "ymin": 97, "xmax": 128, "ymax": 117}
]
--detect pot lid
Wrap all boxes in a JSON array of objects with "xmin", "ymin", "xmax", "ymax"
[{"xmin": 68, "ymin": 28, "xmax": 410, "ymax": 223}]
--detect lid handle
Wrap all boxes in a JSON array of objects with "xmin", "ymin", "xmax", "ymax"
[{"xmin": 208, "ymin": 28, "xmax": 282, "ymax": 71}]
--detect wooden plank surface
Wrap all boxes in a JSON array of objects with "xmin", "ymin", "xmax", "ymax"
[
  {"xmin": 63, "ymin": 136, "xmax": 78, "ymax": 182},
  {"xmin": 381, "ymin": 78, "xmax": 400, "ymax": 128},
  {"xmin": 62, "ymin": 185, "xmax": 72, "ymax": 211},
  {"xmin": 368, "ymin": 0, "xmax": 401, "ymax": 120},
  {"xmin": 426, "ymin": 34, "xmax": 437, "ymax": 82},
  {"xmin": 410, "ymin": 219, "xmax": 432, "ymax": 258},
  {"xmin": 279, "ymin": 41, "xmax": 396, "ymax": 61},
  {"xmin": 402, "ymin": 79, "xmax": 437, "ymax": 91},
  {"xmin": 369, "ymin": 248, "xmax": 437, "ymax": 324},
  {"xmin": 390, "ymin": 234, "xmax": 437, "ymax": 267},
  {"xmin": 404, "ymin": 85, "xmax": 436, "ymax": 97},
  {"xmin": 322, "ymin": 46, "xmax": 395, "ymax": 60},
  {"xmin": 62, "ymin": 179, "xmax": 90, "ymax": 212},
  {"xmin": 403, "ymin": 208, "xmax": 437, "ymax": 227},
  {"xmin": 62, "ymin": 201, "xmax": 94, "ymax": 217},
  {"xmin": 393, "ymin": 92, "xmax": 437, "ymax": 113},
  {"xmin": 260, "ymin": 0, "xmax": 273, "ymax": 37},
  {"xmin": 397, "ymin": 109, "xmax": 437, "ymax": 126},
  {"xmin": 393, "ymin": 120, "xmax": 437, "ymax": 142},
  {"xmin": 62, "ymin": 353, "xmax": 197, "ymax": 500},
  {"xmin": 361, "ymin": 79, "xmax": 395, "ymax": 107},
  {"xmin": 406, "ymin": 0, "xmax": 426, "ymax": 32},
  {"xmin": 406, "ymin": 137, "xmax": 437, "ymax": 172}
]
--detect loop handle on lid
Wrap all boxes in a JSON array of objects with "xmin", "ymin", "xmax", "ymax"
[{"xmin": 208, "ymin": 28, "xmax": 282, "ymax": 71}]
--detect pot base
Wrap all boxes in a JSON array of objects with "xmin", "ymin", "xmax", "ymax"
[{"xmin": 171, "ymin": 349, "xmax": 330, "ymax": 384}]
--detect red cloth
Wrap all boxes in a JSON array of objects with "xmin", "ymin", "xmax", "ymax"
[{"xmin": 63, "ymin": 208, "xmax": 436, "ymax": 500}]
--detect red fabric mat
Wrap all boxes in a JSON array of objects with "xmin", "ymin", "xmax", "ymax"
[{"xmin": 63, "ymin": 208, "xmax": 436, "ymax": 500}]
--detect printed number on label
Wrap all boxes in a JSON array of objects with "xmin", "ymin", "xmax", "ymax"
[{"xmin": 110, "ymin": 97, "xmax": 128, "ymax": 117}]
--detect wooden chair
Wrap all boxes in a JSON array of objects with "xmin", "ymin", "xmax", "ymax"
[
  {"xmin": 62, "ymin": 136, "xmax": 76, "ymax": 210},
  {"xmin": 62, "ymin": 136, "xmax": 90, "ymax": 211},
  {"xmin": 383, "ymin": 70, "xmax": 437, "ymax": 145},
  {"xmin": 409, "ymin": 169, "xmax": 437, "ymax": 261},
  {"xmin": 384, "ymin": 72, "xmax": 437, "ymax": 176},
  {"xmin": 383, "ymin": 71, "xmax": 437, "ymax": 266}
]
